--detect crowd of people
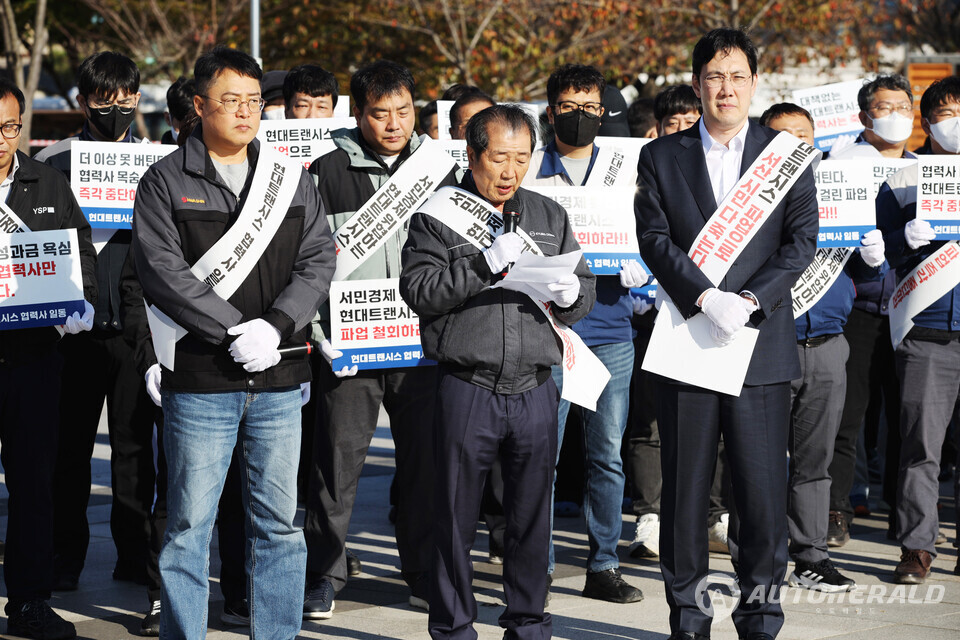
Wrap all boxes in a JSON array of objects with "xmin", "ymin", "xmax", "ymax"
[{"xmin": 0, "ymin": 25, "xmax": 957, "ymax": 640}]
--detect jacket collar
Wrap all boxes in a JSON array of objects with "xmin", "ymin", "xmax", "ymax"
[
  {"xmin": 182, "ymin": 123, "xmax": 261, "ymax": 186},
  {"xmin": 331, "ymin": 126, "xmax": 419, "ymax": 174},
  {"xmin": 537, "ymin": 139, "xmax": 600, "ymax": 184},
  {"xmin": 11, "ymin": 151, "xmax": 40, "ymax": 182}
]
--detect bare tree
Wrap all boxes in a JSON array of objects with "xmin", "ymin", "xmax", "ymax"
[{"xmin": 0, "ymin": 0, "xmax": 48, "ymax": 151}]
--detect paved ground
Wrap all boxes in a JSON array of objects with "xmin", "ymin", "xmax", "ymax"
[{"xmin": 0, "ymin": 413, "xmax": 957, "ymax": 639}]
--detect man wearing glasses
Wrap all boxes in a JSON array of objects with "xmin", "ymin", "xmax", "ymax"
[
  {"xmin": 831, "ymin": 75, "xmax": 918, "ymax": 160},
  {"xmin": 0, "ymin": 77, "xmax": 98, "ymax": 640},
  {"xmin": 34, "ymin": 51, "xmax": 158, "ymax": 597},
  {"xmin": 524, "ymin": 64, "xmax": 646, "ymax": 605},
  {"xmin": 131, "ymin": 46, "xmax": 336, "ymax": 638}
]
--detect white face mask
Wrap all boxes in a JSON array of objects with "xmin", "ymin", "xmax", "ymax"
[
  {"xmin": 262, "ymin": 109, "xmax": 285, "ymax": 121},
  {"xmin": 866, "ymin": 112, "xmax": 914, "ymax": 144},
  {"xmin": 929, "ymin": 116, "xmax": 960, "ymax": 154}
]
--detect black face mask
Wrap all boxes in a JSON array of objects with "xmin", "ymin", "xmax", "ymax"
[
  {"xmin": 87, "ymin": 105, "xmax": 137, "ymax": 141},
  {"xmin": 553, "ymin": 109, "xmax": 602, "ymax": 148}
]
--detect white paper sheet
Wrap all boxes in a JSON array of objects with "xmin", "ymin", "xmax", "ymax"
[{"xmin": 641, "ymin": 298, "xmax": 758, "ymax": 397}]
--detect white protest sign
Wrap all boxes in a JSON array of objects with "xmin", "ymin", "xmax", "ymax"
[
  {"xmin": 0, "ymin": 229, "xmax": 85, "ymax": 330},
  {"xmin": 526, "ymin": 185, "xmax": 641, "ymax": 275},
  {"xmin": 868, "ymin": 158, "xmax": 916, "ymax": 198},
  {"xmin": 792, "ymin": 80, "xmax": 863, "ymax": 152},
  {"xmin": 329, "ymin": 278, "xmax": 432, "ymax": 370},
  {"xmin": 71, "ymin": 141, "xmax": 177, "ymax": 229},
  {"xmin": 917, "ymin": 156, "xmax": 960, "ymax": 240},
  {"xmin": 435, "ymin": 138, "xmax": 469, "ymax": 171},
  {"xmin": 814, "ymin": 160, "xmax": 875, "ymax": 247},
  {"xmin": 256, "ymin": 117, "xmax": 355, "ymax": 168},
  {"xmin": 436, "ymin": 100, "xmax": 455, "ymax": 141},
  {"xmin": 334, "ymin": 96, "xmax": 351, "ymax": 118}
]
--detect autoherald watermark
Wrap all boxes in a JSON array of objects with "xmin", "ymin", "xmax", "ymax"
[{"xmin": 695, "ymin": 572, "xmax": 946, "ymax": 622}]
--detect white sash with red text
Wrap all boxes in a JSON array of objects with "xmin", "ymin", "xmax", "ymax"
[
  {"xmin": 889, "ymin": 241, "xmax": 960, "ymax": 349},
  {"xmin": 417, "ymin": 186, "xmax": 610, "ymax": 410}
]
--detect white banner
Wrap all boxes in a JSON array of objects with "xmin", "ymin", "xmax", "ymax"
[
  {"xmin": 791, "ymin": 80, "xmax": 864, "ymax": 152},
  {"xmin": 592, "ymin": 136, "xmax": 649, "ymax": 186},
  {"xmin": 330, "ymin": 278, "xmax": 431, "ymax": 370},
  {"xmin": 917, "ymin": 156, "xmax": 960, "ymax": 239},
  {"xmin": 815, "ymin": 160, "xmax": 875, "ymax": 247},
  {"xmin": 889, "ymin": 241, "xmax": 960, "ymax": 350},
  {"xmin": 256, "ymin": 116, "xmax": 355, "ymax": 168},
  {"xmin": 643, "ymin": 132, "xmax": 821, "ymax": 395},
  {"xmin": 792, "ymin": 247, "xmax": 853, "ymax": 318},
  {"xmin": 146, "ymin": 146, "xmax": 302, "ymax": 369},
  {"xmin": 435, "ymin": 138, "xmax": 469, "ymax": 171},
  {"xmin": 418, "ymin": 186, "xmax": 610, "ymax": 410},
  {"xmin": 0, "ymin": 229, "xmax": 85, "ymax": 329},
  {"xmin": 525, "ymin": 185, "xmax": 641, "ymax": 275},
  {"xmin": 332, "ymin": 137, "xmax": 457, "ymax": 280},
  {"xmin": 71, "ymin": 141, "xmax": 177, "ymax": 229}
]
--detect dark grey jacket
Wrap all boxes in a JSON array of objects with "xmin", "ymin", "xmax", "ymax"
[
  {"xmin": 400, "ymin": 179, "xmax": 595, "ymax": 394},
  {"xmin": 131, "ymin": 125, "xmax": 336, "ymax": 392}
]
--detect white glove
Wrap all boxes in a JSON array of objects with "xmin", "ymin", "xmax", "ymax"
[
  {"xmin": 144, "ymin": 363, "xmax": 162, "ymax": 407},
  {"xmin": 320, "ymin": 339, "xmax": 358, "ymax": 378},
  {"xmin": 62, "ymin": 300, "xmax": 95, "ymax": 334},
  {"xmin": 904, "ymin": 218, "xmax": 936, "ymax": 250},
  {"xmin": 227, "ymin": 319, "xmax": 281, "ymax": 372},
  {"xmin": 632, "ymin": 296, "xmax": 653, "ymax": 315},
  {"xmin": 300, "ymin": 381, "xmax": 311, "ymax": 407},
  {"xmin": 699, "ymin": 288, "xmax": 754, "ymax": 337},
  {"xmin": 859, "ymin": 229, "xmax": 886, "ymax": 268},
  {"xmin": 619, "ymin": 261, "xmax": 650, "ymax": 288},
  {"xmin": 483, "ymin": 232, "xmax": 524, "ymax": 273},
  {"xmin": 709, "ymin": 321, "xmax": 737, "ymax": 347},
  {"xmin": 547, "ymin": 274, "xmax": 581, "ymax": 308}
]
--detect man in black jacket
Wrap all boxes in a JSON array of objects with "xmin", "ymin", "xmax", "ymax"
[
  {"xmin": 0, "ymin": 77, "xmax": 97, "ymax": 640},
  {"xmin": 131, "ymin": 46, "xmax": 336, "ymax": 639},
  {"xmin": 400, "ymin": 104, "xmax": 596, "ymax": 640}
]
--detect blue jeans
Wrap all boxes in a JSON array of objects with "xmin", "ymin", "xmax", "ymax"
[
  {"xmin": 549, "ymin": 340, "xmax": 634, "ymax": 573},
  {"xmin": 159, "ymin": 388, "xmax": 306, "ymax": 640}
]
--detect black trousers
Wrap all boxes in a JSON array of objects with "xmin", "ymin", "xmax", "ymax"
[
  {"xmin": 145, "ymin": 409, "xmax": 246, "ymax": 605},
  {"xmin": 0, "ymin": 348, "xmax": 63, "ymax": 603},
  {"xmin": 53, "ymin": 330, "xmax": 156, "ymax": 580},
  {"xmin": 657, "ymin": 379, "xmax": 790, "ymax": 638},
  {"xmin": 304, "ymin": 365, "xmax": 436, "ymax": 591},
  {"xmin": 429, "ymin": 373, "xmax": 556, "ymax": 640},
  {"xmin": 830, "ymin": 307, "xmax": 901, "ymax": 523}
]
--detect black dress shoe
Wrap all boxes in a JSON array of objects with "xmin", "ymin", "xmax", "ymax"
[
  {"xmin": 668, "ymin": 632, "xmax": 709, "ymax": 640},
  {"xmin": 740, "ymin": 633, "xmax": 774, "ymax": 640},
  {"xmin": 346, "ymin": 548, "xmax": 361, "ymax": 576},
  {"xmin": 582, "ymin": 568, "xmax": 643, "ymax": 604}
]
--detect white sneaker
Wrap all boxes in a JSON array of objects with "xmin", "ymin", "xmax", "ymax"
[
  {"xmin": 708, "ymin": 513, "xmax": 729, "ymax": 553},
  {"xmin": 628, "ymin": 513, "xmax": 660, "ymax": 558}
]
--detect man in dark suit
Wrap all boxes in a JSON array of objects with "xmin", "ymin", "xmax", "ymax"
[{"xmin": 634, "ymin": 28, "xmax": 819, "ymax": 640}]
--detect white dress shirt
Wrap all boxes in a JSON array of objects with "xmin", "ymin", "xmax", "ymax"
[
  {"xmin": 699, "ymin": 118, "xmax": 749, "ymax": 206},
  {"xmin": 0, "ymin": 151, "xmax": 20, "ymax": 204}
]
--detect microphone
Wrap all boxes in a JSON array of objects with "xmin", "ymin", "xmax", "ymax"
[
  {"xmin": 278, "ymin": 341, "xmax": 317, "ymax": 359},
  {"xmin": 502, "ymin": 197, "xmax": 522, "ymax": 233}
]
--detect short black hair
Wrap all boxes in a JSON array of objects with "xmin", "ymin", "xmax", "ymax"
[
  {"xmin": 77, "ymin": 51, "xmax": 140, "ymax": 101},
  {"xmin": 692, "ymin": 28, "xmax": 758, "ymax": 77},
  {"xmin": 284, "ymin": 64, "xmax": 339, "ymax": 107},
  {"xmin": 858, "ymin": 74, "xmax": 913, "ymax": 112},
  {"xmin": 0, "ymin": 76, "xmax": 25, "ymax": 115},
  {"xmin": 419, "ymin": 100, "xmax": 438, "ymax": 130},
  {"xmin": 654, "ymin": 85, "xmax": 701, "ymax": 121},
  {"xmin": 546, "ymin": 64, "xmax": 606, "ymax": 107},
  {"xmin": 350, "ymin": 60, "xmax": 415, "ymax": 112},
  {"xmin": 166, "ymin": 76, "xmax": 196, "ymax": 122},
  {"xmin": 450, "ymin": 88, "xmax": 496, "ymax": 132},
  {"xmin": 194, "ymin": 46, "xmax": 262, "ymax": 98},
  {"xmin": 759, "ymin": 102, "xmax": 814, "ymax": 129},
  {"xmin": 627, "ymin": 98, "xmax": 657, "ymax": 138},
  {"xmin": 920, "ymin": 75, "xmax": 960, "ymax": 120},
  {"xmin": 440, "ymin": 84, "xmax": 476, "ymax": 102},
  {"xmin": 465, "ymin": 104, "xmax": 537, "ymax": 155}
]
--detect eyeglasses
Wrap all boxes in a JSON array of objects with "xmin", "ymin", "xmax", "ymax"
[
  {"xmin": 554, "ymin": 101, "xmax": 603, "ymax": 116},
  {"xmin": 86, "ymin": 100, "xmax": 138, "ymax": 115},
  {"xmin": 869, "ymin": 103, "xmax": 913, "ymax": 117},
  {"xmin": 202, "ymin": 95, "xmax": 265, "ymax": 114},
  {"xmin": 0, "ymin": 123, "xmax": 22, "ymax": 139},
  {"xmin": 701, "ymin": 73, "xmax": 753, "ymax": 89}
]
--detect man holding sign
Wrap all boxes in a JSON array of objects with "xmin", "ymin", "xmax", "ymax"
[
  {"xmin": 400, "ymin": 104, "xmax": 595, "ymax": 640},
  {"xmin": 131, "ymin": 47, "xmax": 336, "ymax": 638},
  {"xmin": 0, "ymin": 78, "xmax": 97, "ymax": 640},
  {"xmin": 877, "ymin": 75, "xmax": 960, "ymax": 584},
  {"xmin": 635, "ymin": 29, "xmax": 818, "ymax": 640}
]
